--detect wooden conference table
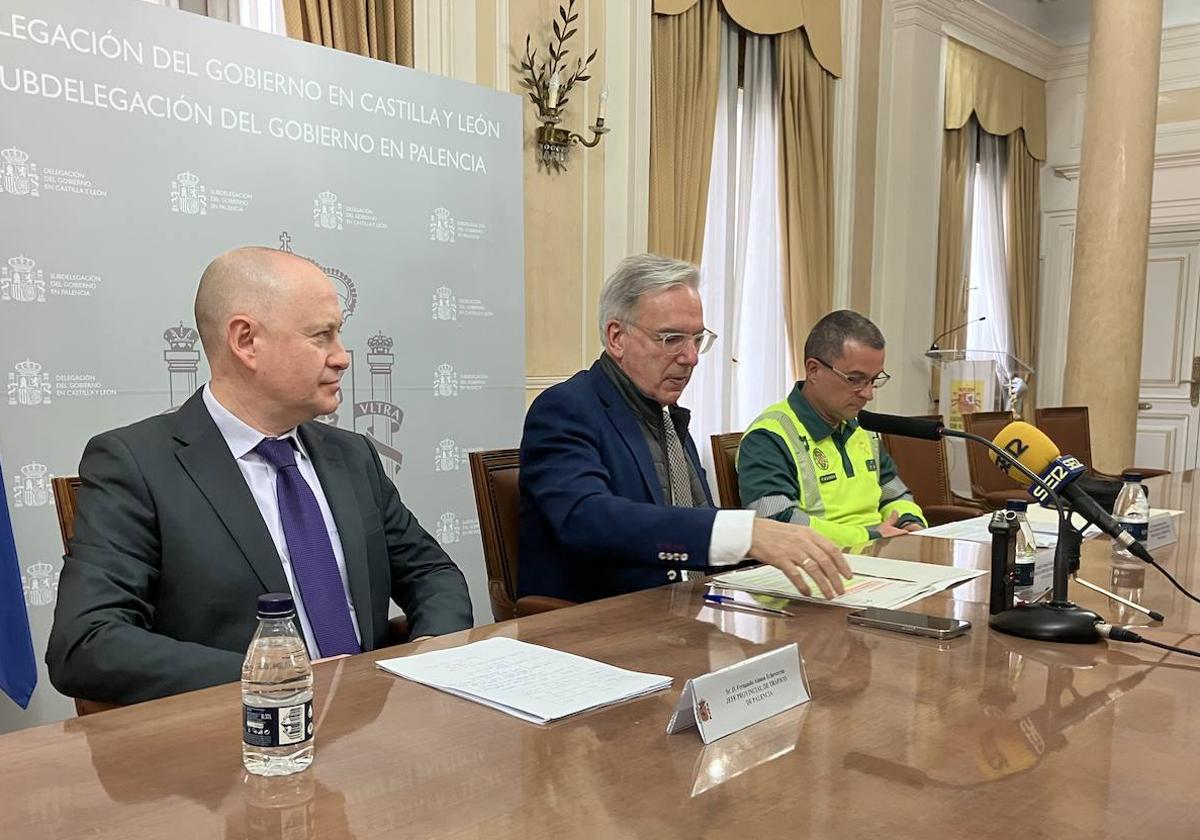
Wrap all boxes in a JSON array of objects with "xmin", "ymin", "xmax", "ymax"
[{"xmin": 3, "ymin": 472, "xmax": 1198, "ymax": 839}]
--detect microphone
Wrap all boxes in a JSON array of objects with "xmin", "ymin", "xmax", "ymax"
[
  {"xmin": 856, "ymin": 409, "xmax": 1104, "ymax": 642},
  {"xmin": 928, "ymin": 316, "xmax": 986, "ymax": 351},
  {"xmin": 988, "ymin": 422, "xmax": 1155, "ymax": 565},
  {"xmin": 856, "ymin": 409, "xmax": 943, "ymax": 441},
  {"xmin": 857, "ymin": 410, "xmax": 1053, "ymax": 503}
]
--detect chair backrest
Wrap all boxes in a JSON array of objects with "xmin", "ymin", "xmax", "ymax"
[
  {"xmin": 880, "ymin": 416, "xmax": 953, "ymax": 508},
  {"xmin": 468, "ymin": 449, "xmax": 522, "ymax": 622},
  {"xmin": 50, "ymin": 476, "xmax": 120, "ymax": 717},
  {"xmin": 961, "ymin": 411, "xmax": 1022, "ymax": 496},
  {"xmin": 1034, "ymin": 406, "xmax": 1094, "ymax": 470},
  {"xmin": 51, "ymin": 476, "xmax": 82, "ymax": 557},
  {"xmin": 710, "ymin": 432, "xmax": 744, "ymax": 508}
]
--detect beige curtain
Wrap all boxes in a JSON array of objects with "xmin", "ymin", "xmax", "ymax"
[
  {"xmin": 934, "ymin": 126, "xmax": 973, "ymax": 352},
  {"xmin": 649, "ymin": 0, "xmax": 721, "ymax": 263},
  {"xmin": 778, "ymin": 28, "xmax": 834, "ymax": 378},
  {"xmin": 944, "ymin": 39, "xmax": 1046, "ymax": 161},
  {"xmin": 282, "ymin": 0, "xmax": 413, "ymax": 67},
  {"xmin": 1005, "ymin": 128, "xmax": 1040, "ymax": 413},
  {"xmin": 654, "ymin": 0, "xmax": 842, "ymax": 76}
]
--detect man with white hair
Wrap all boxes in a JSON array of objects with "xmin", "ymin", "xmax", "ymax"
[
  {"xmin": 518, "ymin": 253, "xmax": 850, "ymax": 604},
  {"xmin": 48, "ymin": 247, "xmax": 472, "ymax": 706}
]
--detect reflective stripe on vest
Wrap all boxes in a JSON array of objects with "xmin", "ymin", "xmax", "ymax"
[{"xmin": 758, "ymin": 409, "xmax": 826, "ymax": 518}]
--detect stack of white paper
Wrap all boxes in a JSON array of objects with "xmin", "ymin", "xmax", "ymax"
[
  {"xmin": 915, "ymin": 515, "xmax": 1063, "ymax": 547},
  {"xmin": 375, "ymin": 637, "xmax": 673, "ymax": 724},
  {"xmin": 915, "ymin": 507, "xmax": 1185, "ymax": 547},
  {"xmin": 712, "ymin": 554, "xmax": 985, "ymax": 610}
]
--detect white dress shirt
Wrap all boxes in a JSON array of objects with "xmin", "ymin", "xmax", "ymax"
[
  {"xmin": 203, "ymin": 385, "xmax": 361, "ymax": 657},
  {"xmin": 709, "ymin": 510, "xmax": 756, "ymax": 566}
]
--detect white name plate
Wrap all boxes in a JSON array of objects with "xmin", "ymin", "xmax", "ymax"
[
  {"xmin": 1145, "ymin": 512, "xmax": 1179, "ymax": 552},
  {"xmin": 665, "ymin": 643, "xmax": 810, "ymax": 744}
]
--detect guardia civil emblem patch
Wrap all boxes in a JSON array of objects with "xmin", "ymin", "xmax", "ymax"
[{"xmin": 813, "ymin": 448, "xmax": 830, "ymax": 470}]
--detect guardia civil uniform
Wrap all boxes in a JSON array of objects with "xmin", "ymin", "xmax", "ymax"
[{"xmin": 737, "ymin": 382, "xmax": 925, "ymax": 547}]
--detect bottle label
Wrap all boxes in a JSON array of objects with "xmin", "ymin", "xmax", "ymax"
[
  {"xmin": 1013, "ymin": 559, "xmax": 1035, "ymax": 587},
  {"xmin": 243, "ymin": 700, "xmax": 314, "ymax": 748},
  {"xmin": 1118, "ymin": 521, "xmax": 1150, "ymax": 543}
]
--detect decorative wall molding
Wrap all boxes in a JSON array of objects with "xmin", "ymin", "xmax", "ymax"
[
  {"xmin": 413, "ymin": 0, "xmax": 477, "ymax": 83},
  {"xmin": 1037, "ymin": 198, "xmax": 1200, "ymax": 406},
  {"xmin": 1036, "ymin": 210, "xmax": 1077, "ymax": 406},
  {"xmin": 494, "ymin": 0, "xmax": 510, "ymax": 93},
  {"xmin": 1049, "ymin": 22, "xmax": 1200, "ymax": 81},
  {"xmin": 893, "ymin": 0, "xmax": 1057, "ymax": 79},
  {"xmin": 832, "ymin": 0, "xmax": 863, "ymax": 309},
  {"xmin": 603, "ymin": 0, "xmax": 652, "ymax": 277},
  {"xmin": 526, "ymin": 375, "xmax": 571, "ymax": 390},
  {"xmin": 1053, "ymin": 150, "xmax": 1200, "ymax": 181}
]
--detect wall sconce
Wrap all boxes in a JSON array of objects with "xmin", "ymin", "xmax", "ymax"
[{"xmin": 519, "ymin": 0, "xmax": 608, "ymax": 172}]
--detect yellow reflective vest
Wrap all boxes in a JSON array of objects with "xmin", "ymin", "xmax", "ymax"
[{"xmin": 738, "ymin": 395, "xmax": 925, "ymax": 548}]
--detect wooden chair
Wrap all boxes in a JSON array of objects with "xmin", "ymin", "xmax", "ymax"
[
  {"xmin": 709, "ymin": 432, "xmax": 744, "ymax": 508},
  {"xmin": 51, "ymin": 476, "xmax": 120, "ymax": 717},
  {"xmin": 1035, "ymin": 405, "xmax": 1170, "ymax": 479},
  {"xmin": 468, "ymin": 449, "xmax": 574, "ymax": 622},
  {"xmin": 879, "ymin": 416, "xmax": 984, "ymax": 525},
  {"xmin": 961, "ymin": 411, "xmax": 1028, "ymax": 509}
]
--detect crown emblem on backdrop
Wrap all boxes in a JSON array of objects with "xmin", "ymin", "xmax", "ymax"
[
  {"xmin": 14, "ymin": 358, "xmax": 42, "ymax": 376},
  {"xmin": 435, "ymin": 285, "xmax": 453, "ymax": 297},
  {"xmin": 318, "ymin": 190, "xmax": 338, "ymax": 204},
  {"xmin": 20, "ymin": 462, "xmax": 47, "ymax": 479},
  {"xmin": 8, "ymin": 254, "xmax": 35, "ymax": 273},
  {"xmin": 2, "ymin": 147, "xmax": 29, "ymax": 165},
  {"xmin": 25, "ymin": 561, "xmax": 53, "ymax": 577},
  {"xmin": 163, "ymin": 322, "xmax": 199, "ymax": 351},
  {"xmin": 437, "ymin": 363, "xmax": 454, "ymax": 376},
  {"xmin": 367, "ymin": 332, "xmax": 394, "ymax": 354},
  {"xmin": 175, "ymin": 170, "xmax": 200, "ymax": 187}
]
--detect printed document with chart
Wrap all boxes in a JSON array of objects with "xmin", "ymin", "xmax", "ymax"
[{"xmin": 712, "ymin": 555, "xmax": 985, "ymax": 609}]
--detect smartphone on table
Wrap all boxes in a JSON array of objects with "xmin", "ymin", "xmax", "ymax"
[{"xmin": 846, "ymin": 608, "xmax": 971, "ymax": 640}]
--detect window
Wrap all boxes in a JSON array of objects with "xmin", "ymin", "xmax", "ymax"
[{"xmin": 687, "ymin": 22, "xmax": 789, "ymax": 479}]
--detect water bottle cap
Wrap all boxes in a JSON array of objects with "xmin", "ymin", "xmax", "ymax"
[
  {"xmin": 1005, "ymin": 499, "xmax": 1028, "ymax": 512},
  {"xmin": 1122, "ymin": 471, "xmax": 1144, "ymax": 483},
  {"xmin": 256, "ymin": 592, "xmax": 295, "ymax": 617}
]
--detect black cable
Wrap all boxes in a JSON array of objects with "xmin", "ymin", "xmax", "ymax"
[
  {"xmin": 1138, "ymin": 638, "xmax": 1200, "ymax": 659},
  {"xmin": 1144, "ymin": 556, "xmax": 1200, "ymax": 605},
  {"xmin": 1096, "ymin": 623, "xmax": 1200, "ymax": 659}
]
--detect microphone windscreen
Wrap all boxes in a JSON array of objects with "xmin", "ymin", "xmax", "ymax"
[
  {"xmin": 989, "ymin": 421, "xmax": 1061, "ymax": 486},
  {"xmin": 856, "ymin": 410, "xmax": 943, "ymax": 441}
]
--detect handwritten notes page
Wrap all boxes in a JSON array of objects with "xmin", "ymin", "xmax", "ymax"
[{"xmin": 376, "ymin": 637, "xmax": 673, "ymax": 724}]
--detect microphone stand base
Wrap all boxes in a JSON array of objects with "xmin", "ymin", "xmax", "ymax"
[{"xmin": 988, "ymin": 601, "xmax": 1102, "ymax": 643}]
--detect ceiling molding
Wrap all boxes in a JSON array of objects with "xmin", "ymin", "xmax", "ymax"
[{"xmin": 892, "ymin": 0, "xmax": 1057, "ymax": 78}]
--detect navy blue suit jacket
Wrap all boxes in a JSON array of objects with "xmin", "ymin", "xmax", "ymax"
[{"xmin": 518, "ymin": 362, "xmax": 718, "ymax": 602}]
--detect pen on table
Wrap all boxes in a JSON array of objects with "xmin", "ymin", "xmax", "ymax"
[{"xmin": 703, "ymin": 593, "xmax": 793, "ymax": 617}]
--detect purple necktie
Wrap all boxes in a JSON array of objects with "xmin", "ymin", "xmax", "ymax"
[{"xmin": 254, "ymin": 437, "xmax": 361, "ymax": 657}]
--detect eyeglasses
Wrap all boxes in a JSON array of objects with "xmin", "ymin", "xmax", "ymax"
[
  {"xmin": 628, "ymin": 323, "xmax": 717, "ymax": 355},
  {"xmin": 813, "ymin": 357, "xmax": 890, "ymax": 391}
]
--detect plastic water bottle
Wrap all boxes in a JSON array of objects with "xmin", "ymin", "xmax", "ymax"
[
  {"xmin": 1112, "ymin": 471, "xmax": 1150, "ymax": 567},
  {"xmin": 1006, "ymin": 499, "xmax": 1039, "ymax": 587},
  {"xmin": 242, "ymin": 593, "xmax": 314, "ymax": 777}
]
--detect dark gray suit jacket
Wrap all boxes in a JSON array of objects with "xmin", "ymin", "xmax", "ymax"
[{"xmin": 47, "ymin": 390, "xmax": 473, "ymax": 705}]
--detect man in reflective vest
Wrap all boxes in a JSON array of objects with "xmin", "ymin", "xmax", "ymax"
[{"xmin": 738, "ymin": 310, "xmax": 926, "ymax": 548}]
